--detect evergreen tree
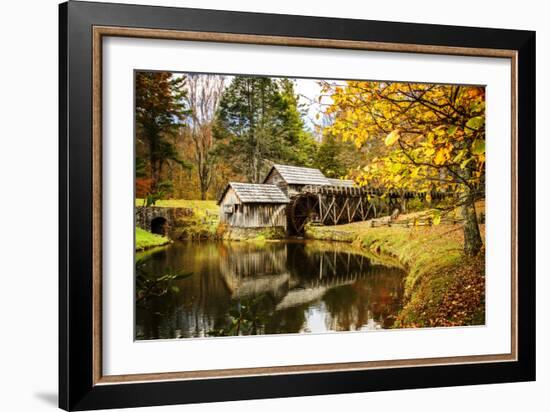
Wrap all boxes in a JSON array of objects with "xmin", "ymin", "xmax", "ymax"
[
  {"xmin": 316, "ymin": 134, "xmax": 346, "ymax": 178},
  {"xmin": 214, "ymin": 76, "xmax": 317, "ymax": 183},
  {"xmin": 278, "ymin": 79, "xmax": 318, "ymax": 167},
  {"xmin": 135, "ymin": 72, "xmax": 191, "ymax": 196}
]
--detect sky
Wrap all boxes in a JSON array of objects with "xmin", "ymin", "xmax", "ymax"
[{"xmin": 293, "ymin": 78, "xmax": 328, "ymax": 134}]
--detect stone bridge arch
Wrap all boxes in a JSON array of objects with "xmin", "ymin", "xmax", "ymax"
[{"xmin": 135, "ymin": 206, "xmax": 193, "ymax": 237}]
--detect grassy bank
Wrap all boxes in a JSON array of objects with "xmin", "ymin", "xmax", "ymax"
[
  {"xmin": 306, "ymin": 219, "xmax": 485, "ymax": 328},
  {"xmin": 136, "ymin": 199, "xmax": 219, "ymax": 239},
  {"xmin": 135, "ymin": 199, "xmax": 218, "ymax": 211},
  {"xmin": 135, "ymin": 227, "xmax": 171, "ymax": 251}
]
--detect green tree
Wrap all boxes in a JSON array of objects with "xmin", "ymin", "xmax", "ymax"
[
  {"xmin": 316, "ymin": 134, "xmax": 345, "ymax": 178},
  {"xmin": 214, "ymin": 76, "xmax": 317, "ymax": 183},
  {"xmin": 278, "ymin": 78, "xmax": 318, "ymax": 167},
  {"xmin": 135, "ymin": 72, "xmax": 191, "ymax": 196}
]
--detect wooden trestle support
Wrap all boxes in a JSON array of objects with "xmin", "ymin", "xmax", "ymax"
[{"xmin": 288, "ymin": 185, "xmax": 449, "ymax": 234}]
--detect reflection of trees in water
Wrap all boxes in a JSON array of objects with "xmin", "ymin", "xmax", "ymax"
[
  {"xmin": 322, "ymin": 270, "xmax": 405, "ymax": 331},
  {"xmin": 136, "ymin": 242, "xmax": 232, "ymax": 339},
  {"xmin": 135, "ymin": 241, "xmax": 406, "ymax": 339}
]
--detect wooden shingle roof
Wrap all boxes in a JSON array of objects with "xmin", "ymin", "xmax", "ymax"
[
  {"xmin": 267, "ymin": 164, "xmax": 331, "ymax": 186},
  {"xmin": 327, "ymin": 178, "xmax": 355, "ymax": 188},
  {"xmin": 219, "ymin": 182, "xmax": 290, "ymax": 204}
]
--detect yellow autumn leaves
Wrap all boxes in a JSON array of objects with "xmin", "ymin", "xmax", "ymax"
[
  {"xmin": 384, "ymin": 130, "xmax": 400, "ymax": 146},
  {"xmin": 322, "ymin": 80, "xmax": 486, "ymax": 196}
]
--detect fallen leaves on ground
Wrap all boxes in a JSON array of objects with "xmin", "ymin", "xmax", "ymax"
[{"xmin": 396, "ymin": 254, "xmax": 485, "ymax": 328}]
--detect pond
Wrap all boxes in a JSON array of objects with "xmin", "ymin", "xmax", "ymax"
[{"xmin": 135, "ymin": 240, "xmax": 406, "ymax": 340}]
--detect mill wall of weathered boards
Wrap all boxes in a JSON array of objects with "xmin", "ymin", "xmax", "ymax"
[{"xmin": 218, "ymin": 182, "xmax": 290, "ymax": 230}]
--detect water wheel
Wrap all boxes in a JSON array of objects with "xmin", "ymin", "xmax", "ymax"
[{"xmin": 289, "ymin": 194, "xmax": 320, "ymax": 235}]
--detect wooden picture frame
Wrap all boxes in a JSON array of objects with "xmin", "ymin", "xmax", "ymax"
[{"xmin": 59, "ymin": 1, "xmax": 535, "ymax": 410}]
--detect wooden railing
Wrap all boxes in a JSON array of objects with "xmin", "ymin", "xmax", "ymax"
[
  {"xmin": 301, "ymin": 185, "xmax": 451, "ymax": 200},
  {"xmin": 369, "ymin": 216, "xmax": 464, "ymax": 228}
]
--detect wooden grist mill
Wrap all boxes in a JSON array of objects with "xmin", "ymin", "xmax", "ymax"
[{"xmin": 219, "ymin": 164, "xmax": 445, "ymax": 235}]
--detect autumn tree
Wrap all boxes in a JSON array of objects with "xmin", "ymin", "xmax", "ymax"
[
  {"xmin": 186, "ymin": 74, "xmax": 226, "ymax": 199},
  {"xmin": 323, "ymin": 81, "xmax": 486, "ymax": 256},
  {"xmin": 135, "ymin": 72, "xmax": 191, "ymax": 200}
]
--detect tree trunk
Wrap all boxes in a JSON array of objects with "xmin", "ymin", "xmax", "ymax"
[
  {"xmin": 197, "ymin": 159, "xmax": 208, "ymax": 200},
  {"xmin": 461, "ymin": 189, "xmax": 483, "ymax": 256},
  {"xmin": 149, "ymin": 158, "xmax": 159, "ymax": 192},
  {"xmin": 199, "ymin": 180, "xmax": 207, "ymax": 200}
]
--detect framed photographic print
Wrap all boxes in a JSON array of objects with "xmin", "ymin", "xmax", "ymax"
[{"xmin": 59, "ymin": 1, "xmax": 536, "ymax": 410}]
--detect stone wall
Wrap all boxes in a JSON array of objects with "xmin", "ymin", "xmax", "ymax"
[
  {"xmin": 135, "ymin": 206, "xmax": 194, "ymax": 234},
  {"xmin": 220, "ymin": 226, "xmax": 286, "ymax": 241}
]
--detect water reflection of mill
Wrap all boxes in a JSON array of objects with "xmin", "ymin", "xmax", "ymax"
[
  {"xmin": 219, "ymin": 242, "xmax": 401, "ymax": 314},
  {"xmin": 136, "ymin": 241, "xmax": 406, "ymax": 339}
]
